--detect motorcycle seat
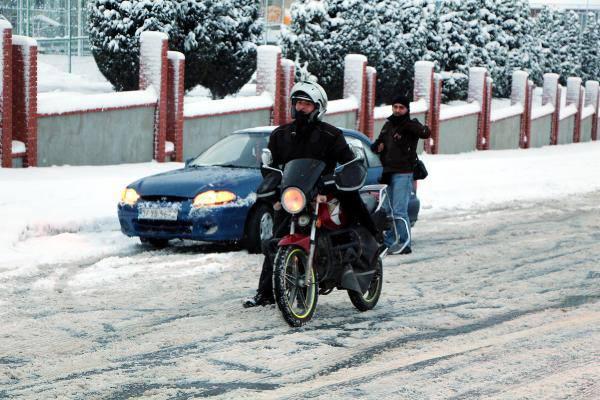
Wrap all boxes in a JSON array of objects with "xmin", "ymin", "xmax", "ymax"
[{"xmin": 360, "ymin": 193, "xmax": 378, "ymax": 214}]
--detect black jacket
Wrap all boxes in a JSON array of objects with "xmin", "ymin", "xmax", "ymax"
[
  {"xmin": 268, "ymin": 120, "xmax": 354, "ymax": 174},
  {"xmin": 371, "ymin": 114, "xmax": 431, "ymax": 175}
]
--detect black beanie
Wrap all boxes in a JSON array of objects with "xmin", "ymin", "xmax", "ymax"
[{"xmin": 391, "ymin": 95, "xmax": 410, "ymax": 110}]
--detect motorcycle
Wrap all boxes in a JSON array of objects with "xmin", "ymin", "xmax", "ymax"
[{"xmin": 258, "ymin": 148, "xmax": 394, "ymax": 327}]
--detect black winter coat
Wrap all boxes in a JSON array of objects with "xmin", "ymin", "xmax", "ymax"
[
  {"xmin": 371, "ymin": 114, "xmax": 431, "ymax": 176},
  {"xmin": 268, "ymin": 120, "xmax": 354, "ymax": 173}
]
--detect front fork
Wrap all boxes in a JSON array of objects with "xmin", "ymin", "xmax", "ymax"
[{"xmin": 305, "ymin": 201, "xmax": 319, "ymax": 286}]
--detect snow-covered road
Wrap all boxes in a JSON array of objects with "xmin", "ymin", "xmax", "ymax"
[{"xmin": 2, "ymin": 191, "xmax": 598, "ymax": 399}]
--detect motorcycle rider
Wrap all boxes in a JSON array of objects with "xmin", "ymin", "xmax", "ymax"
[{"xmin": 243, "ymin": 80, "xmax": 379, "ymax": 308}]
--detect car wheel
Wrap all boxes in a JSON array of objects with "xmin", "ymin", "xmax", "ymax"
[
  {"xmin": 139, "ymin": 237, "xmax": 169, "ymax": 249},
  {"xmin": 244, "ymin": 203, "xmax": 274, "ymax": 253}
]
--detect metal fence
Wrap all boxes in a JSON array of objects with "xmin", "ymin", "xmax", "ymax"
[{"xmin": 1, "ymin": 0, "xmax": 90, "ymax": 71}]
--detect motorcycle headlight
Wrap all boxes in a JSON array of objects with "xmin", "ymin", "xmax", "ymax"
[
  {"xmin": 282, "ymin": 187, "xmax": 306, "ymax": 214},
  {"xmin": 193, "ymin": 190, "xmax": 236, "ymax": 208},
  {"xmin": 121, "ymin": 188, "xmax": 140, "ymax": 206}
]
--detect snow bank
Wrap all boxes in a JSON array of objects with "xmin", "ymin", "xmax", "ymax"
[{"xmin": 37, "ymin": 89, "xmax": 157, "ymax": 116}]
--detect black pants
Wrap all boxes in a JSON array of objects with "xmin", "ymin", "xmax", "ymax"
[{"xmin": 254, "ymin": 192, "xmax": 377, "ymax": 297}]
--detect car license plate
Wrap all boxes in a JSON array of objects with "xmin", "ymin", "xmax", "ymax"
[{"xmin": 138, "ymin": 205, "xmax": 179, "ymax": 221}]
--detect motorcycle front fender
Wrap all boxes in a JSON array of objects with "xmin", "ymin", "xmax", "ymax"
[{"xmin": 278, "ymin": 234, "xmax": 310, "ymax": 252}]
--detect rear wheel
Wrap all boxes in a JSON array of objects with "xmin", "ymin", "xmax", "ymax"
[
  {"xmin": 243, "ymin": 203, "xmax": 274, "ymax": 253},
  {"xmin": 273, "ymin": 246, "xmax": 318, "ymax": 327},
  {"xmin": 348, "ymin": 258, "xmax": 382, "ymax": 311},
  {"xmin": 139, "ymin": 237, "xmax": 169, "ymax": 249}
]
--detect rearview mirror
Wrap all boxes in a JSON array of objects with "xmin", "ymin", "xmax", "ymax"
[
  {"xmin": 350, "ymin": 144, "xmax": 364, "ymax": 161},
  {"xmin": 261, "ymin": 149, "xmax": 273, "ymax": 166}
]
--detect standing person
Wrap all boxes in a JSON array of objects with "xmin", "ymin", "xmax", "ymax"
[
  {"xmin": 371, "ymin": 95, "xmax": 431, "ymax": 255},
  {"xmin": 243, "ymin": 80, "xmax": 378, "ymax": 308}
]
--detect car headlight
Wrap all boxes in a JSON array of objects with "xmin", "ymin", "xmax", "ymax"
[
  {"xmin": 193, "ymin": 190, "xmax": 236, "ymax": 207},
  {"xmin": 282, "ymin": 187, "xmax": 306, "ymax": 214},
  {"xmin": 121, "ymin": 188, "xmax": 140, "ymax": 206}
]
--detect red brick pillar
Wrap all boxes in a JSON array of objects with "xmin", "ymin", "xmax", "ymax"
[
  {"xmin": 11, "ymin": 36, "xmax": 38, "ymax": 167},
  {"xmin": 543, "ymin": 73, "xmax": 560, "ymax": 145},
  {"xmin": 0, "ymin": 21, "xmax": 13, "ymax": 168},
  {"xmin": 483, "ymin": 76, "xmax": 493, "ymax": 150},
  {"xmin": 278, "ymin": 58, "xmax": 295, "ymax": 125},
  {"xmin": 139, "ymin": 31, "xmax": 168, "ymax": 162},
  {"xmin": 343, "ymin": 54, "xmax": 367, "ymax": 133},
  {"xmin": 520, "ymin": 80, "xmax": 533, "ymax": 149},
  {"xmin": 166, "ymin": 51, "xmax": 184, "ymax": 162},
  {"xmin": 511, "ymin": 70, "xmax": 530, "ymax": 149},
  {"xmin": 585, "ymin": 81, "xmax": 599, "ymax": 141},
  {"xmin": 468, "ymin": 67, "xmax": 489, "ymax": 150},
  {"xmin": 364, "ymin": 66, "xmax": 377, "ymax": 139},
  {"xmin": 427, "ymin": 73, "xmax": 442, "ymax": 154},
  {"xmin": 566, "ymin": 77, "xmax": 582, "ymax": 143},
  {"xmin": 256, "ymin": 45, "xmax": 282, "ymax": 125}
]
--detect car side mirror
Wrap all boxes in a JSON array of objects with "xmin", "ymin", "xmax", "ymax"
[
  {"xmin": 185, "ymin": 157, "xmax": 194, "ymax": 168},
  {"xmin": 261, "ymin": 149, "xmax": 273, "ymax": 166}
]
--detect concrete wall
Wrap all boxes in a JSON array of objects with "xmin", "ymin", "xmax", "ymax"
[
  {"xmin": 437, "ymin": 114, "xmax": 479, "ymax": 154},
  {"xmin": 37, "ymin": 107, "xmax": 155, "ymax": 166},
  {"xmin": 323, "ymin": 111, "xmax": 357, "ymax": 130},
  {"xmin": 580, "ymin": 116, "xmax": 593, "ymax": 142},
  {"xmin": 489, "ymin": 115, "xmax": 521, "ymax": 150},
  {"xmin": 183, "ymin": 109, "xmax": 271, "ymax": 159},
  {"xmin": 529, "ymin": 115, "xmax": 552, "ymax": 148},
  {"xmin": 557, "ymin": 116, "xmax": 575, "ymax": 145}
]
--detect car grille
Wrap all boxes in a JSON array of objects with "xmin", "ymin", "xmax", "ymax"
[
  {"xmin": 141, "ymin": 195, "xmax": 189, "ymax": 202},
  {"xmin": 133, "ymin": 219, "xmax": 192, "ymax": 234}
]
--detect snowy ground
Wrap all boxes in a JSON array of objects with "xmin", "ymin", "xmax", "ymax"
[{"xmin": 1, "ymin": 142, "xmax": 599, "ymax": 398}]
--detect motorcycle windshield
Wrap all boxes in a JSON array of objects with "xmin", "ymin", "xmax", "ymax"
[{"xmin": 282, "ymin": 158, "xmax": 326, "ymax": 193}]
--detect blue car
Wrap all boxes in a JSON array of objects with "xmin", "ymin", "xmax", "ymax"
[{"xmin": 118, "ymin": 127, "xmax": 420, "ymax": 252}]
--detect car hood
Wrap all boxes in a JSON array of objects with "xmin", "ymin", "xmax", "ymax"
[{"xmin": 130, "ymin": 166, "xmax": 261, "ymax": 198}]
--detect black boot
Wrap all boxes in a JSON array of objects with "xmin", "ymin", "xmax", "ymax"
[{"xmin": 243, "ymin": 291, "xmax": 275, "ymax": 308}]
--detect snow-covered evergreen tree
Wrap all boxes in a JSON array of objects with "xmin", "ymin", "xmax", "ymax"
[
  {"xmin": 281, "ymin": 0, "xmax": 381, "ymax": 100},
  {"xmin": 581, "ymin": 13, "xmax": 600, "ymax": 82},
  {"xmin": 435, "ymin": 0, "xmax": 470, "ymax": 100},
  {"xmin": 374, "ymin": 0, "xmax": 431, "ymax": 103},
  {"xmin": 88, "ymin": 0, "xmax": 262, "ymax": 97},
  {"xmin": 177, "ymin": 0, "xmax": 262, "ymax": 99},
  {"xmin": 532, "ymin": 6, "xmax": 560, "ymax": 78},
  {"xmin": 555, "ymin": 10, "xmax": 582, "ymax": 84},
  {"xmin": 88, "ymin": 0, "xmax": 178, "ymax": 91}
]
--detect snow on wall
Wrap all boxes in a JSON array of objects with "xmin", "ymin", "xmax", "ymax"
[
  {"xmin": 37, "ymin": 89, "xmax": 158, "ymax": 116},
  {"xmin": 256, "ymin": 45, "xmax": 280, "ymax": 98},
  {"xmin": 559, "ymin": 104, "xmax": 578, "ymax": 120},
  {"xmin": 327, "ymin": 98, "xmax": 359, "ymax": 115},
  {"xmin": 531, "ymin": 103, "xmax": 555, "ymax": 120},
  {"xmin": 467, "ymin": 67, "xmax": 487, "ymax": 105},
  {"xmin": 139, "ymin": 31, "xmax": 167, "ymax": 94},
  {"xmin": 491, "ymin": 104, "xmax": 524, "ymax": 122},
  {"xmin": 511, "ymin": 71, "xmax": 529, "ymax": 106},
  {"xmin": 440, "ymin": 102, "xmax": 481, "ymax": 121},
  {"xmin": 343, "ymin": 54, "xmax": 366, "ymax": 103},
  {"xmin": 414, "ymin": 61, "xmax": 434, "ymax": 105},
  {"xmin": 12, "ymin": 140, "xmax": 25, "ymax": 154},
  {"xmin": 566, "ymin": 77, "xmax": 582, "ymax": 106},
  {"xmin": 184, "ymin": 94, "xmax": 273, "ymax": 118},
  {"xmin": 542, "ymin": 73, "xmax": 559, "ymax": 106}
]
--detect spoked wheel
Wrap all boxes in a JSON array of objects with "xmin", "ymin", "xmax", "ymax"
[
  {"xmin": 348, "ymin": 258, "xmax": 383, "ymax": 311},
  {"xmin": 273, "ymin": 245, "xmax": 318, "ymax": 327}
]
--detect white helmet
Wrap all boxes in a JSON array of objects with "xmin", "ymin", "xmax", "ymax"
[{"xmin": 290, "ymin": 81, "xmax": 328, "ymax": 122}]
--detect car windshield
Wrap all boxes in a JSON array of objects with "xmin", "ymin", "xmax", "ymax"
[{"xmin": 189, "ymin": 133, "xmax": 269, "ymax": 168}]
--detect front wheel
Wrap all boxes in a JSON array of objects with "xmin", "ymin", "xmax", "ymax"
[
  {"xmin": 273, "ymin": 245, "xmax": 318, "ymax": 327},
  {"xmin": 348, "ymin": 258, "xmax": 383, "ymax": 311}
]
